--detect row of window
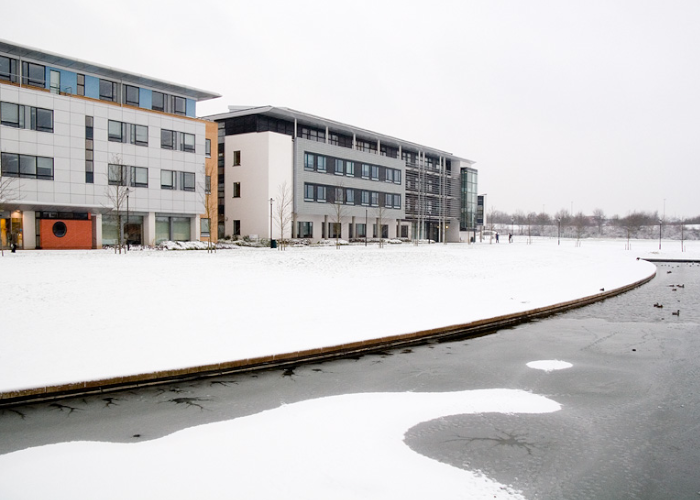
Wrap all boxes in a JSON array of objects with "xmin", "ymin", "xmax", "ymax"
[
  {"xmin": 0, "ymin": 55, "xmax": 190, "ymax": 116},
  {"xmin": 107, "ymin": 164, "xmax": 198, "ymax": 192},
  {"xmin": 303, "ymin": 152, "xmax": 402, "ymax": 184},
  {"xmin": 0, "ymin": 101, "xmax": 53, "ymax": 132},
  {"xmin": 298, "ymin": 221, "xmax": 407, "ymax": 239},
  {"xmin": 108, "ymin": 120, "xmax": 148, "ymax": 146},
  {"xmin": 1, "ymin": 152, "xmax": 54, "ymax": 180},
  {"xmin": 303, "ymin": 183, "xmax": 402, "ymax": 209}
]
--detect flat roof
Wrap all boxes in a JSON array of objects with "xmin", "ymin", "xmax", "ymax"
[
  {"xmin": 0, "ymin": 39, "xmax": 220, "ymax": 102},
  {"xmin": 205, "ymin": 105, "xmax": 475, "ymax": 164}
]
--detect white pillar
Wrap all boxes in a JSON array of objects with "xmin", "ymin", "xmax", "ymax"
[
  {"xmin": 93, "ymin": 213, "xmax": 102, "ymax": 248},
  {"xmin": 22, "ymin": 210, "xmax": 36, "ymax": 249},
  {"xmin": 143, "ymin": 212, "xmax": 156, "ymax": 247},
  {"xmin": 192, "ymin": 216, "xmax": 199, "ymax": 241}
]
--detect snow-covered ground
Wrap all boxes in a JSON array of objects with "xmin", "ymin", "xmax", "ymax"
[
  {"xmin": 3, "ymin": 237, "xmax": 693, "ymax": 395},
  {"xmin": 1, "ymin": 238, "xmax": 696, "ymax": 499}
]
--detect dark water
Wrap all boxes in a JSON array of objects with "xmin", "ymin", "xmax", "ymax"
[{"xmin": 1, "ymin": 262, "xmax": 699, "ymax": 499}]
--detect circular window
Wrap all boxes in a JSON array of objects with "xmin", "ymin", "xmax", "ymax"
[{"xmin": 52, "ymin": 221, "xmax": 67, "ymax": 238}]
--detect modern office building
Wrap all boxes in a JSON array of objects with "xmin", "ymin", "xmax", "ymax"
[
  {"xmin": 0, "ymin": 39, "xmax": 219, "ymax": 249},
  {"xmin": 207, "ymin": 106, "xmax": 477, "ymax": 243}
]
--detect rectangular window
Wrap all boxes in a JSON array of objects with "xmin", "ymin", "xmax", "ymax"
[
  {"xmin": 108, "ymin": 120, "xmax": 125, "ymax": 142},
  {"xmin": 317, "ymin": 185, "xmax": 326, "ymax": 202},
  {"xmin": 394, "ymin": 170, "xmax": 401, "ymax": 185},
  {"xmin": 334, "ymin": 187, "xmax": 344, "ymax": 203},
  {"xmin": 345, "ymin": 188, "xmax": 355, "ymax": 205},
  {"xmin": 108, "ymin": 164, "xmax": 127, "ymax": 186},
  {"xmin": 205, "ymin": 139, "xmax": 211, "ymax": 158},
  {"xmin": 173, "ymin": 96, "xmax": 186, "ymax": 116},
  {"xmin": 152, "ymin": 91, "xmax": 165, "ymax": 112},
  {"xmin": 304, "ymin": 152, "xmax": 314, "ymax": 171},
  {"xmin": 233, "ymin": 220, "xmax": 241, "ymax": 236},
  {"xmin": 22, "ymin": 61, "xmax": 45, "ymax": 87},
  {"xmin": 297, "ymin": 221, "xmax": 313, "ymax": 238},
  {"xmin": 77, "ymin": 74, "xmax": 85, "ymax": 96},
  {"xmin": 0, "ymin": 102, "xmax": 20, "ymax": 128},
  {"xmin": 181, "ymin": 132, "xmax": 195, "ymax": 153},
  {"xmin": 371, "ymin": 191, "xmax": 379, "ymax": 207},
  {"xmin": 356, "ymin": 223, "xmax": 367, "ymax": 238},
  {"xmin": 361, "ymin": 190, "xmax": 370, "ymax": 206},
  {"xmin": 85, "ymin": 160, "xmax": 94, "ymax": 183},
  {"xmin": 304, "ymin": 183, "xmax": 314, "ymax": 201},
  {"xmin": 1, "ymin": 102, "xmax": 53, "ymax": 132},
  {"xmin": 0, "ymin": 56, "xmax": 19, "ymax": 83},
  {"xmin": 205, "ymin": 175, "xmax": 211, "ymax": 194},
  {"xmin": 133, "ymin": 124, "xmax": 148, "ymax": 146},
  {"xmin": 361, "ymin": 164, "xmax": 370, "ymax": 179},
  {"xmin": 334, "ymin": 158, "xmax": 344, "ymax": 175},
  {"xmin": 346, "ymin": 161, "xmax": 355, "ymax": 177},
  {"xmin": 201, "ymin": 218, "xmax": 210, "ymax": 236},
  {"xmin": 384, "ymin": 193, "xmax": 393, "ymax": 208},
  {"xmin": 385, "ymin": 169, "xmax": 393, "ymax": 183},
  {"xmin": 233, "ymin": 150, "xmax": 241, "ymax": 166},
  {"xmin": 161, "ymin": 169, "xmax": 176, "ymax": 189},
  {"xmin": 1, "ymin": 153, "xmax": 53, "ymax": 180},
  {"xmin": 181, "ymin": 172, "xmax": 195, "ymax": 192},
  {"xmin": 317, "ymin": 156, "xmax": 327, "ymax": 173},
  {"xmin": 329, "ymin": 223, "xmax": 341, "ymax": 239},
  {"xmin": 161, "ymin": 129, "xmax": 176, "ymax": 150},
  {"xmin": 34, "ymin": 108, "xmax": 53, "ymax": 132},
  {"xmin": 233, "ymin": 182, "xmax": 241, "ymax": 198},
  {"xmin": 371, "ymin": 165, "xmax": 379, "ymax": 181},
  {"xmin": 401, "ymin": 225, "xmax": 409, "ymax": 238},
  {"xmin": 85, "ymin": 115, "xmax": 94, "ymax": 140},
  {"xmin": 125, "ymin": 85, "xmax": 140, "ymax": 107},
  {"xmin": 394, "ymin": 194, "xmax": 401, "ymax": 209},
  {"xmin": 99, "ymin": 79, "xmax": 118, "ymax": 102},
  {"xmin": 131, "ymin": 166, "xmax": 148, "ymax": 188}
]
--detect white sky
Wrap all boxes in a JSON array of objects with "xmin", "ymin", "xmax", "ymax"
[{"xmin": 2, "ymin": 0, "xmax": 699, "ymax": 218}]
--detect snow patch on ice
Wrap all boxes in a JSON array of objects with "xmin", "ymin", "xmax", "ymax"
[{"xmin": 527, "ymin": 360, "xmax": 573, "ymax": 372}]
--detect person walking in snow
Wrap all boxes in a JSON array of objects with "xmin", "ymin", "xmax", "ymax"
[{"xmin": 495, "ymin": 232, "xmax": 499, "ymax": 243}]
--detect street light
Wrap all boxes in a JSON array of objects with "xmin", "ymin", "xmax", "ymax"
[
  {"xmin": 658, "ymin": 219, "xmax": 663, "ymax": 250},
  {"xmin": 126, "ymin": 187, "xmax": 130, "ymax": 252},
  {"xmin": 510, "ymin": 216, "xmax": 514, "ymax": 243},
  {"xmin": 557, "ymin": 217, "xmax": 561, "ymax": 246},
  {"xmin": 269, "ymin": 198, "xmax": 274, "ymax": 248}
]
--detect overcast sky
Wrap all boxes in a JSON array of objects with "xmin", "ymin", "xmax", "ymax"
[{"xmin": 3, "ymin": 0, "xmax": 699, "ymax": 219}]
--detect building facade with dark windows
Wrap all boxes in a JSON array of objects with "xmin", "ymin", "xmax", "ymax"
[
  {"xmin": 206, "ymin": 106, "xmax": 477, "ymax": 243},
  {"xmin": 0, "ymin": 39, "xmax": 219, "ymax": 249}
]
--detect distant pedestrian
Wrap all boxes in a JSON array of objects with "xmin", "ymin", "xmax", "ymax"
[
  {"xmin": 509, "ymin": 233, "xmax": 513, "ymax": 243},
  {"xmin": 496, "ymin": 232, "xmax": 499, "ymax": 243}
]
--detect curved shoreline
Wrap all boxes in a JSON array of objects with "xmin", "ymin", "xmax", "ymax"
[{"xmin": 0, "ymin": 270, "xmax": 656, "ymax": 408}]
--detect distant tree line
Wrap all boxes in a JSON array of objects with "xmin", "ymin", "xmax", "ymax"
[{"xmin": 485, "ymin": 208, "xmax": 700, "ymax": 240}]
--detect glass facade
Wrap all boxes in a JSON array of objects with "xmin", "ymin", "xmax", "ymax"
[{"xmin": 460, "ymin": 167, "xmax": 478, "ymax": 231}]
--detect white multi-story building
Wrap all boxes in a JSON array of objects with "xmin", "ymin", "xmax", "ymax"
[
  {"xmin": 207, "ymin": 106, "xmax": 477, "ymax": 243},
  {"xmin": 0, "ymin": 39, "xmax": 219, "ymax": 249}
]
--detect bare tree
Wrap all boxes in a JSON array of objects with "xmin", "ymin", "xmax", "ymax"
[
  {"xmin": 0, "ymin": 175, "xmax": 19, "ymax": 256},
  {"xmin": 571, "ymin": 211, "xmax": 588, "ymax": 246},
  {"xmin": 592, "ymin": 208, "xmax": 606, "ymax": 236},
  {"xmin": 274, "ymin": 181, "xmax": 293, "ymax": 250},
  {"xmin": 200, "ymin": 168, "xmax": 217, "ymax": 253},
  {"xmin": 374, "ymin": 196, "xmax": 389, "ymax": 248},
  {"xmin": 329, "ymin": 184, "xmax": 348, "ymax": 249},
  {"xmin": 105, "ymin": 154, "xmax": 129, "ymax": 254}
]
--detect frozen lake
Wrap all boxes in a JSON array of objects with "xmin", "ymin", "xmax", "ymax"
[{"xmin": 1, "ymin": 261, "xmax": 698, "ymax": 499}]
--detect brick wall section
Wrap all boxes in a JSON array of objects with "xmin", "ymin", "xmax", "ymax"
[{"xmin": 40, "ymin": 217, "xmax": 93, "ymax": 249}]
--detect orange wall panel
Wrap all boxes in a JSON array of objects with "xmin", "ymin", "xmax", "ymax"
[{"xmin": 40, "ymin": 218, "xmax": 93, "ymax": 249}]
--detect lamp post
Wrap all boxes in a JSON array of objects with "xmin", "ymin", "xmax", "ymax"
[
  {"xmin": 269, "ymin": 197, "xmax": 273, "ymax": 248},
  {"xmin": 510, "ymin": 216, "xmax": 514, "ymax": 243},
  {"xmin": 658, "ymin": 219, "xmax": 662, "ymax": 250},
  {"xmin": 557, "ymin": 217, "xmax": 561, "ymax": 246},
  {"xmin": 125, "ymin": 187, "xmax": 130, "ymax": 252},
  {"xmin": 365, "ymin": 209, "xmax": 368, "ymax": 247}
]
